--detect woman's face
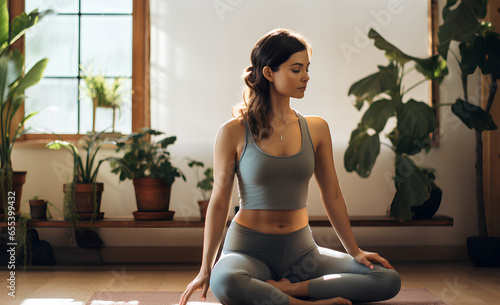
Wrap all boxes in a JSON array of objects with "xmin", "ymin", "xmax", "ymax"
[{"xmin": 269, "ymin": 49, "xmax": 310, "ymax": 99}]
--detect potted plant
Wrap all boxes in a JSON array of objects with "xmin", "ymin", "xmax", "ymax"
[
  {"xmin": 0, "ymin": 2, "xmax": 50, "ymax": 218},
  {"xmin": 187, "ymin": 159, "xmax": 214, "ymax": 220},
  {"xmin": 437, "ymin": 0, "xmax": 500, "ymax": 267},
  {"xmin": 109, "ymin": 127, "xmax": 186, "ymax": 220},
  {"xmin": 28, "ymin": 195, "xmax": 60, "ymax": 220},
  {"xmin": 80, "ymin": 63, "xmax": 127, "ymax": 136},
  {"xmin": 16, "ymin": 212, "xmax": 31, "ymax": 269},
  {"xmin": 345, "ymin": 29, "xmax": 448, "ymax": 221},
  {"xmin": 46, "ymin": 130, "xmax": 113, "ymax": 223},
  {"xmin": 18, "ymin": 196, "xmax": 60, "ymax": 269}
]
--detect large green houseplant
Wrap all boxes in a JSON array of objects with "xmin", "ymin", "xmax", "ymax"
[
  {"xmin": 437, "ymin": 0, "xmax": 499, "ymax": 267},
  {"xmin": 345, "ymin": 29, "xmax": 448, "ymax": 221},
  {"xmin": 0, "ymin": 1, "xmax": 49, "ymax": 217},
  {"xmin": 109, "ymin": 127, "xmax": 186, "ymax": 220}
]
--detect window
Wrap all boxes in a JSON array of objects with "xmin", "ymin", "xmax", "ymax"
[{"xmin": 11, "ymin": 0, "xmax": 149, "ymax": 141}]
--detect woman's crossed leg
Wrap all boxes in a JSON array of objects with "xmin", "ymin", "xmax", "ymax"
[{"xmin": 210, "ymin": 251, "xmax": 352, "ymax": 305}]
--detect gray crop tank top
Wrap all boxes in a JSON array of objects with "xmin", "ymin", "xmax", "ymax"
[{"xmin": 235, "ymin": 111, "xmax": 315, "ymax": 210}]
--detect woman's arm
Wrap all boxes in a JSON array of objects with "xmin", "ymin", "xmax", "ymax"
[
  {"xmin": 200, "ymin": 120, "xmax": 241, "ymax": 273},
  {"xmin": 309, "ymin": 117, "xmax": 393, "ymax": 270}
]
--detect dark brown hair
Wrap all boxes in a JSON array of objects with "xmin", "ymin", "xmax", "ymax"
[{"xmin": 232, "ymin": 28, "xmax": 311, "ymax": 141}]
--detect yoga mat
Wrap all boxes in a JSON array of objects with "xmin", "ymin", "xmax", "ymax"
[{"xmin": 86, "ymin": 289, "xmax": 451, "ymax": 305}]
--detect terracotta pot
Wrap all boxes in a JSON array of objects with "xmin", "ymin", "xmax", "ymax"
[
  {"xmin": 133, "ymin": 178, "xmax": 172, "ymax": 212},
  {"xmin": 0, "ymin": 171, "xmax": 27, "ymax": 216},
  {"xmin": 63, "ymin": 183, "xmax": 104, "ymax": 214},
  {"xmin": 29, "ymin": 199, "xmax": 47, "ymax": 220},
  {"xmin": 198, "ymin": 200, "xmax": 209, "ymax": 220}
]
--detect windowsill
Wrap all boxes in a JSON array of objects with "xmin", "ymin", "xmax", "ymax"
[
  {"xmin": 14, "ymin": 139, "xmax": 121, "ymax": 150},
  {"xmin": 14, "ymin": 132, "xmax": 128, "ymax": 149}
]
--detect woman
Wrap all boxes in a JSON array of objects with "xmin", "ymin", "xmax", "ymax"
[{"xmin": 180, "ymin": 29, "xmax": 401, "ymax": 305}]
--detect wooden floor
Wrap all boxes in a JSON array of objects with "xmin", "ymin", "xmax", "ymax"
[{"xmin": 1, "ymin": 261, "xmax": 499, "ymax": 305}]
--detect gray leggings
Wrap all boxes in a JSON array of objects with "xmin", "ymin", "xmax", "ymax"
[{"xmin": 210, "ymin": 221, "xmax": 401, "ymax": 305}]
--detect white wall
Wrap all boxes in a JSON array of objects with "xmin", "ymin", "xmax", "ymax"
[{"xmin": 13, "ymin": 0, "xmax": 478, "ymax": 250}]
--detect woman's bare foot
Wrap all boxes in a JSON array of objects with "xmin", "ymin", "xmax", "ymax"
[
  {"xmin": 265, "ymin": 278, "xmax": 293, "ymax": 294},
  {"xmin": 266, "ymin": 278, "xmax": 351, "ymax": 304},
  {"xmin": 312, "ymin": 297, "xmax": 352, "ymax": 305}
]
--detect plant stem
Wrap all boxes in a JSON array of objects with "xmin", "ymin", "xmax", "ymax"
[
  {"xmin": 398, "ymin": 63, "xmax": 404, "ymax": 100},
  {"xmin": 485, "ymin": 74, "xmax": 497, "ymax": 114},
  {"xmin": 432, "ymin": 103, "xmax": 455, "ymax": 108},
  {"xmin": 381, "ymin": 142, "xmax": 395, "ymax": 151},
  {"xmin": 462, "ymin": 74, "xmax": 469, "ymax": 103},
  {"xmin": 403, "ymin": 79, "xmax": 428, "ymax": 96},
  {"xmin": 475, "ymin": 129, "xmax": 488, "ymax": 237}
]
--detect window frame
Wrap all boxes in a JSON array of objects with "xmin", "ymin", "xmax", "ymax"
[{"xmin": 9, "ymin": 0, "xmax": 150, "ymax": 143}]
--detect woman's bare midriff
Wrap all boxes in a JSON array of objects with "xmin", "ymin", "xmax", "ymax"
[{"xmin": 233, "ymin": 207, "xmax": 309, "ymax": 234}]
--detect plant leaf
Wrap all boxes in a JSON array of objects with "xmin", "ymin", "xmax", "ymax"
[
  {"xmin": 368, "ymin": 29, "xmax": 412, "ymax": 65},
  {"xmin": 0, "ymin": 49, "xmax": 23, "ymax": 104},
  {"xmin": 9, "ymin": 58, "xmax": 48, "ymax": 98},
  {"xmin": 390, "ymin": 155, "xmax": 432, "ymax": 221},
  {"xmin": 395, "ymin": 99, "xmax": 436, "ymax": 155},
  {"xmin": 344, "ymin": 127, "xmax": 380, "ymax": 178},
  {"xmin": 360, "ymin": 99, "xmax": 396, "ymax": 133},
  {"xmin": 481, "ymin": 30, "xmax": 500, "ymax": 78},
  {"xmin": 46, "ymin": 140, "xmax": 79, "ymax": 155},
  {"xmin": 348, "ymin": 62, "xmax": 398, "ymax": 110},
  {"xmin": 459, "ymin": 39, "xmax": 485, "ymax": 75},
  {"xmin": 413, "ymin": 55, "xmax": 449, "ymax": 82},
  {"xmin": 158, "ymin": 136, "xmax": 176, "ymax": 149},
  {"xmin": 0, "ymin": 0, "xmax": 8, "ymax": 49},
  {"xmin": 437, "ymin": 0, "xmax": 487, "ymax": 59},
  {"xmin": 369, "ymin": 29, "xmax": 448, "ymax": 81},
  {"xmin": 9, "ymin": 9, "xmax": 53, "ymax": 47},
  {"xmin": 451, "ymin": 98, "xmax": 498, "ymax": 132}
]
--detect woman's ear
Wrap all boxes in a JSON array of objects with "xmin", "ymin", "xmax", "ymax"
[{"xmin": 262, "ymin": 66, "xmax": 273, "ymax": 82}]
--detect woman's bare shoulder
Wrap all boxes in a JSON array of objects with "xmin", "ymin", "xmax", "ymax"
[
  {"xmin": 218, "ymin": 118, "xmax": 244, "ymax": 135},
  {"xmin": 304, "ymin": 115, "xmax": 329, "ymax": 130},
  {"xmin": 216, "ymin": 118, "xmax": 245, "ymax": 144}
]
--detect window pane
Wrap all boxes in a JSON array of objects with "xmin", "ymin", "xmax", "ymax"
[
  {"xmin": 25, "ymin": 15, "xmax": 79, "ymax": 77},
  {"xmin": 81, "ymin": 16, "xmax": 132, "ymax": 77},
  {"xmin": 79, "ymin": 79, "xmax": 132, "ymax": 134},
  {"xmin": 81, "ymin": 0, "xmax": 133, "ymax": 14},
  {"xmin": 25, "ymin": 0, "xmax": 79, "ymax": 14},
  {"xmin": 25, "ymin": 78, "xmax": 79, "ymax": 134}
]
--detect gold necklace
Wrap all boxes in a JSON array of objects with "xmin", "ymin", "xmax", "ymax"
[
  {"xmin": 272, "ymin": 110, "xmax": 295, "ymax": 141},
  {"xmin": 274, "ymin": 122, "xmax": 287, "ymax": 141}
]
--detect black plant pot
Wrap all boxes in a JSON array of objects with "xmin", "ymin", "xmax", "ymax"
[
  {"xmin": 411, "ymin": 186, "xmax": 442, "ymax": 220},
  {"xmin": 466, "ymin": 236, "xmax": 500, "ymax": 267},
  {"xmin": 74, "ymin": 228, "xmax": 103, "ymax": 249}
]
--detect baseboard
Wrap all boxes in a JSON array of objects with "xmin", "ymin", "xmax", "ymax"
[{"xmin": 51, "ymin": 245, "xmax": 468, "ymax": 265}]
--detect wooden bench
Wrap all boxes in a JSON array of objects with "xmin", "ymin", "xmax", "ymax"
[{"xmin": 5, "ymin": 214, "xmax": 453, "ymax": 228}]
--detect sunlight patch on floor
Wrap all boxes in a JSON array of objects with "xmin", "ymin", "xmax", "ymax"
[
  {"xmin": 21, "ymin": 299, "xmax": 84, "ymax": 305},
  {"xmin": 90, "ymin": 301, "xmax": 138, "ymax": 304}
]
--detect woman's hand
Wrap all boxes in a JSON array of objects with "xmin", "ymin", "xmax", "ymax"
[
  {"xmin": 179, "ymin": 270, "xmax": 211, "ymax": 305},
  {"xmin": 353, "ymin": 249, "xmax": 394, "ymax": 270}
]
